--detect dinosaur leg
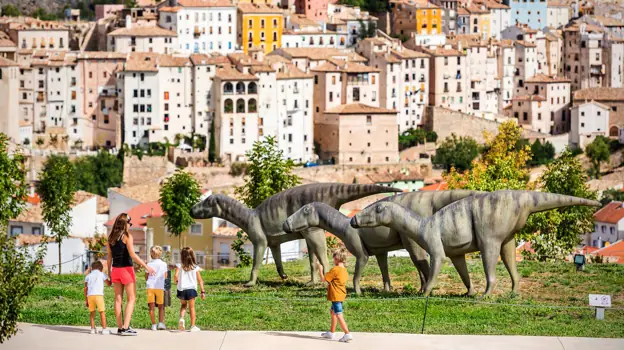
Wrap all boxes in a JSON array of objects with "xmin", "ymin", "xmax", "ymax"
[
  {"xmin": 305, "ymin": 229, "xmax": 330, "ymax": 285},
  {"xmin": 423, "ymin": 253, "xmax": 444, "ymax": 296},
  {"xmin": 353, "ymin": 254, "xmax": 369, "ymax": 295},
  {"xmin": 500, "ymin": 238, "xmax": 520, "ymax": 294},
  {"xmin": 375, "ymin": 253, "xmax": 392, "ymax": 292},
  {"xmin": 449, "ymin": 255, "xmax": 475, "ymax": 296},
  {"xmin": 480, "ymin": 242, "xmax": 502, "ymax": 297},
  {"xmin": 269, "ymin": 244, "xmax": 288, "ymax": 280},
  {"xmin": 400, "ymin": 234, "xmax": 430, "ymax": 292},
  {"xmin": 244, "ymin": 238, "xmax": 267, "ymax": 287}
]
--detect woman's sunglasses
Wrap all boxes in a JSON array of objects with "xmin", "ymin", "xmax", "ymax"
[{"xmin": 127, "ymin": 216, "xmax": 133, "ymax": 227}]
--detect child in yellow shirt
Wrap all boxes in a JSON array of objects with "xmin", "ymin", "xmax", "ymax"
[{"xmin": 318, "ymin": 249, "xmax": 352, "ymax": 343}]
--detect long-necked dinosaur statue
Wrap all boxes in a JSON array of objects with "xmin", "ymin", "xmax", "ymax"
[
  {"xmin": 283, "ymin": 190, "xmax": 480, "ymax": 294},
  {"xmin": 351, "ymin": 190, "xmax": 600, "ymax": 296},
  {"xmin": 190, "ymin": 183, "xmax": 402, "ymax": 286}
]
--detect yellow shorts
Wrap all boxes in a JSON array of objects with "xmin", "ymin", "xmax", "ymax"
[
  {"xmin": 147, "ymin": 289, "xmax": 164, "ymax": 305},
  {"xmin": 87, "ymin": 295, "xmax": 105, "ymax": 312}
]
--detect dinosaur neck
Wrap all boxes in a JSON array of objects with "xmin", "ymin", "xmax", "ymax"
[
  {"xmin": 386, "ymin": 206, "xmax": 422, "ymax": 239},
  {"xmin": 216, "ymin": 195, "xmax": 255, "ymax": 233},
  {"xmin": 314, "ymin": 204, "xmax": 352, "ymax": 241}
]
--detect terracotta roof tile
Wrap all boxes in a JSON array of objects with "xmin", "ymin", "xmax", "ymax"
[
  {"xmin": 14, "ymin": 234, "xmax": 53, "ymax": 246},
  {"xmin": 420, "ymin": 182, "xmax": 448, "ymax": 191},
  {"xmin": 177, "ymin": 0, "xmax": 234, "ymax": 7},
  {"xmin": 212, "ymin": 226, "xmax": 240, "ymax": 237},
  {"xmin": 238, "ymin": 3, "xmax": 283, "ymax": 14},
  {"xmin": 512, "ymin": 95, "xmax": 546, "ymax": 102},
  {"xmin": 276, "ymin": 63, "xmax": 313, "ymax": 79},
  {"xmin": 325, "ymin": 103, "xmax": 397, "ymax": 114},
  {"xmin": 525, "ymin": 74, "xmax": 571, "ymax": 83},
  {"xmin": 419, "ymin": 46, "xmax": 465, "ymax": 57},
  {"xmin": 574, "ymin": 88, "xmax": 624, "ymax": 102},
  {"xmin": 108, "ymin": 26, "xmax": 176, "ymax": 37},
  {"xmin": 159, "ymin": 6, "xmax": 183, "ymax": 12},
  {"xmin": 515, "ymin": 40, "xmax": 537, "ymax": 47},
  {"xmin": 288, "ymin": 14, "xmax": 321, "ymax": 27},
  {"xmin": 104, "ymin": 201, "xmax": 163, "ymax": 228},
  {"xmin": 125, "ymin": 52, "xmax": 159, "ymax": 71},
  {"xmin": 391, "ymin": 48, "xmax": 430, "ymax": 59},
  {"xmin": 109, "ymin": 183, "xmax": 162, "ymax": 203},
  {"xmin": 564, "ymin": 22, "xmax": 603, "ymax": 33},
  {"xmin": 594, "ymin": 201, "xmax": 624, "ymax": 224},
  {"xmin": 214, "ymin": 66, "xmax": 259, "ymax": 81},
  {"xmin": 77, "ymin": 52, "xmax": 127, "ymax": 60},
  {"xmin": 592, "ymin": 240, "xmax": 624, "ymax": 263},
  {"xmin": 0, "ymin": 56, "xmax": 18, "ymax": 67}
]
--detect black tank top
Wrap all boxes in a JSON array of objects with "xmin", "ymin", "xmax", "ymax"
[{"xmin": 110, "ymin": 236, "xmax": 133, "ymax": 268}]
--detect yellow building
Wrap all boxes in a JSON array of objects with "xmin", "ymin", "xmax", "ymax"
[
  {"xmin": 146, "ymin": 214, "xmax": 214, "ymax": 269},
  {"xmin": 390, "ymin": 0, "xmax": 442, "ymax": 37},
  {"xmin": 466, "ymin": 5, "xmax": 491, "ymax": 37},
  {"xmin": 238, "ymin": 3, "xmax": 283, "ymax": 54}
]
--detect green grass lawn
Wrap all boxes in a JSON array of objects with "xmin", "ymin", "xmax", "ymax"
[{"xmin": 23, "ymin": 257, "xmax": 624, "ymax": 337}]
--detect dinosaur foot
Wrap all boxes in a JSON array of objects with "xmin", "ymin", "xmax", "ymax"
[
  {"xmin": 464, "ymin": 289, "xmax": 477, "ymax": 297},
  {"xmin": 243, "ymin": 281, "xmax": 257, "ymax": 288},
  {"xmin": 280, "ymin": 274, "xmax": 288, "ymax": 280}
]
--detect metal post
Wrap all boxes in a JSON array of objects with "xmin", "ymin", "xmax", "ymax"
[
  {"xmin": 595, "ymin": 308, "xmax": 605, "ymax": 320},
  {"xmin": 421, "ymin": 295, "xmax": 430, "ymax": 334}
]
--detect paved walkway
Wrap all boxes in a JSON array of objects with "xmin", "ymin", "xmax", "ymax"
[{"xmin": 2, "ymin": 324, "xmax": 623, "ymax": 350}]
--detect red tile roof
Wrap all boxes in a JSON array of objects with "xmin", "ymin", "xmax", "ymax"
[
  {"xmin": 593, "ymin": 201, "xmax": 624, "ymax": 224},
  {"xmin": 104, "ymin": 201, "xmax": 163, "ymax": 228},
  {"xmin": 419, "ymin": 182, "xmax": 448, "ymax": 191},
  {"xmin": 592, "ymin": 240, "xmax": 624, "ymax": 263}
]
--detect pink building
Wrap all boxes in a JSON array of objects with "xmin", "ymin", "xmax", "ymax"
[
  {"xmin": 95, "ymin": 4, "xmax": 125, "ymax": 21},
  {"xmin": 77, "ymin": 52, "xmax": 126, "ymax": 148},
  {"xmin": 295, "ymin": 0, "xmax": 337, "ymax": 21}
]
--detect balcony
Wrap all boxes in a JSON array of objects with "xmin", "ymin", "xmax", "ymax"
[{"xmin": 590, "ymin": 64, "xmax": 605, "ymax": 75}]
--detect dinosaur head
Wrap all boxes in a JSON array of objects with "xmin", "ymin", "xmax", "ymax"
[
  {"xmin": 190, "ymin": 194, "xmax": 222, "ymax": 219},
  {"xmin": 283, "ymin": 204, "xmax": 319, "ymax": 233},
  {"xmin": 350, "ymin": 202, "xmax": 393, "ymax": 228}
]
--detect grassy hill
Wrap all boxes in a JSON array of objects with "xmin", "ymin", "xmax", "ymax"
[{"xmin": 23, "ymin": 257, "xmax": 624, "ymax": 337}]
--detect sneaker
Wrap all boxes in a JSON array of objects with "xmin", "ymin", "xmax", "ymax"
[
  {"xmin": 321, "ymin": 331, "xmax": 334, "ymax": 339},
  {"xmin": 178, "ymin": 318, "xmax": 185, "ymax": 331},
  {"xmin": 157, "ymin": 322, "xmax": 167, "ymax": 330},
  {"xmin": 117, "ymin": 328, "xmax": 124, "ymax": 335},
  {"xmin": 90, "ymin": 328, "xmax": 96, "ymax": 335},
  {"xmin": 189, "ymin": 326, "xmax": 200, "ymax": 332},
  {"xmin": 101, "ymin": 329, "xmax": 111, "ymax": 335},
  {"xmin": 339, "ymin": 334, "xmax": 353, "ymax": 343},
  {"xmin": 120, "ymin": 328, "xmax": 138, "ymax": 336},
  {"xmin": 151, "ymin": 324, "xmax": 157, "ymax": 331}
]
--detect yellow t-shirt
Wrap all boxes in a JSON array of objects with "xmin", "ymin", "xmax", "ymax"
[{"xmin": 325, "ymin": 266, "xmax": 348, "ymax": 302}]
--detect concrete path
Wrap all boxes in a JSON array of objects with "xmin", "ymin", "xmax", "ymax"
[{"xmin": 1, "ymin": 324, "xmax": 623, "ymax": 350}]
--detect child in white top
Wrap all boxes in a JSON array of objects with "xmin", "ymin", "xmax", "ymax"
[
  {"xmin": 175, "ymin": 247, "xmax": 204, "ymax": 332},
  {"xmin": 84, "ymin": 261, "xmax": 111, "ymax": 335},
  {"xmin": 146, "ymin": 246, "xmax": 168, "ymax": 331}
]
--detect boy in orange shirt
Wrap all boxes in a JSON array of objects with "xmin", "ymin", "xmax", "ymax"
[{"xmin": 318, "ymin": 249, "xmax": 352, "ymax": 343}]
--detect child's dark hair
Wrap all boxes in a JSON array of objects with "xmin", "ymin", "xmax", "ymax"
[
  {"xmin": 180, "ymin": 247, "xmax": 197, "ymax": 271},
  {"xmin": 91, "ymin": 261, "xmax": 104, "ymax": 271}
]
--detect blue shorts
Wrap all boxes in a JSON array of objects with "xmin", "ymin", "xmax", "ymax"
[{"xmin": 330, "ymin": 302, "xmax": 343, "ymax": 314}]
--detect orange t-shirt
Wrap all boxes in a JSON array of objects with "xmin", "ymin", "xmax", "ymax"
[{"xmin": 325, "ymin": 266, "xmax": 348, "ymax": 302}]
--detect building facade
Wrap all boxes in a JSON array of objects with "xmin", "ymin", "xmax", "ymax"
[{"xmin": 569, "ymin": 100, "xmax": 610, "ymax": 149}]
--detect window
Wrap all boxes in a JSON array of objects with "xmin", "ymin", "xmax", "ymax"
[
  {"xmin": 10, "ymin": 226, "xmax": 23, "ymax": 236},
  {"xmin": 32, "ymin": 227, "xmax": 42, "ymax": 235},
  {"xmin": 164, "ymin": 91, "xmax": 169, "ymax": 100},
  {"xmin": 329, "ymin": 92, "xmax": 333, "ymax": 102},
  {"xmin": 190, "ymin": 223, "xmax": 202, "ymax": 236},
  {"xmin": 366, "ymin": 115, "xmax": 372, "ymax": 125}
]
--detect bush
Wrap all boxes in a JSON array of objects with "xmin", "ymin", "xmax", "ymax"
[
  {"xmin": 0, "ymin": 232, "xmax": 45, "ymax": 343},
  {"xmin": 229, "ymin": 162, "xmax": 249, "ymax": 177}
]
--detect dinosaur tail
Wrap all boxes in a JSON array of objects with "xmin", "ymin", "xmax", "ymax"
[{"xmin": 525, "ymin": 191, "xmax": 601, "ymax": 214}]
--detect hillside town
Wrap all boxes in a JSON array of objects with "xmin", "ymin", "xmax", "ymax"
[{"xmin": 2, "ymin": 0, "xmax": 624, "ymax": 271}]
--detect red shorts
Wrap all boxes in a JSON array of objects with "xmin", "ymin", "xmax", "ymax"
[{"xmin": 111, "ymin": 266, "xmax": 136, "ymax": 285}]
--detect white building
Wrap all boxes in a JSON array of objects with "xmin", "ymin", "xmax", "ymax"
[
  {"xmin": 158, "ymin": 0, "xmax": 238, "ymax": 55},
  {"xmin": 326, "ymin": 4, "xmax": 378, "ymax": 48},
  {"xmin": 483, "ymin": 0, "xmax": 511, "ymax": 40},
  {"xmin": 570, "ymin": 100, "xmax": 610, "ymax": 149},
  {"xmin": 0, "ymin": 56, "xmax": 19, "ymax": 142},
  {"xmin": 547, "ymin": 2, "xmax": 571, "ymax": 29},
  {"xmin": 108, "ymin": 20, "xmax": 177, "ymax": 54},
  {"xmin": 590, "ymin": 201, "xmax": 624, "ymax": 247},
  {"xmin": 514, "ymin": 40, "xmax": 538, "ymax": 96},
  {"xmin": 282, "ymin": 14, "xmax": 347, "ymax": 49},
  {"xmin": 497, "ymin": 39, "xmax": 516, "ymax": 111}
]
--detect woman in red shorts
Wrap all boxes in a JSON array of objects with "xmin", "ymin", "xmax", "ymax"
[{"xmin": 107, "ymin": 213, "xmax": 155, "ymax": 336}]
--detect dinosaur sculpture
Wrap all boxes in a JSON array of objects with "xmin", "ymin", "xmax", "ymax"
[
  {"xmin": 283, "ymin": 190, "xmax": 480, "ymax": 294},
  {"xmin": 190, "ymin": 183, "xmax": 402, "ymax": 286},
  {"xmin": 351, "ymin": 190, "xmax": 600, "ymax": 296}
]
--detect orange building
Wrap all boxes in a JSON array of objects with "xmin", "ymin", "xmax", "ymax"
[
  {"xmin": 238, "ymin": 3, "xmax": 283, "ymax": 54},
  {"xmin": 389, "ymin": 0, "xmax": 442, "ymax": 38}
]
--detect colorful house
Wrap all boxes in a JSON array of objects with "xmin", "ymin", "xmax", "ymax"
[
  {"xmin": 238, "ymin": 3, "xmax": 283, "ymax": 54},
  {"xmin": 465, "ymin": 4, "xmax": 491, "ymax": 38},
  {"xmin": 390, "ymin": 0, "xmax": 443, "ymax": 43},
  {"xmin": 503, "ymin": 0, "xmax": 548, "ymax": 30}
]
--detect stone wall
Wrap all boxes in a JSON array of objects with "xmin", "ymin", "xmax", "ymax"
[
  {"xmin": 423, "ymin": 106, "xmax": 550, "ymax": 144},
  {"xmin": 122, "ymin": 155, "xmax": 176, "ymax": 187}
]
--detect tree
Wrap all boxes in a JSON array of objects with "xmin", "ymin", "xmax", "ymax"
[
  {"xmin": 523, "ymin": 149, "xmax": 598, "ymax": 260},
  {"xmin": 232, "ymin": 136, "xmax": 301, "ymax": 267},
  {"xmin": 433, "ymin": 134, "xmax": 479, "ymax": 172},
  {"xmin": 445, "ymin": 121, "xmax": 532, "ymax": 191},
  {"xmin": 527, "ymin": 139, "xmax": 556, "ymax": 166},
  {"xmin": 125, "ymin": 0, "xmax": 138, "ymax": 8},
  {"xmin": 0, "ymin": 230, "xmax": 45, "ymax": 343},
  {"xmin": 32, "ymin": 8, "xmax": 57, "ymax": 20},
  {"xmin": 1, "ymin": 4, "xmax": 21, "ymax": 17},
  {"xmin": 398, "ymin": 128, "xmax": 436, "ymax": 150},
  {"xmin": 37, "ymin": 155, "xmax": 77, "ymax": 274},
  {"xmin": 74, "ymin": 151, "xmax": 123, "ymax": 197},
  {"xmin": 159, "ymin": 170, "xmax": 202, "ymax": 248},
  {"xmin": 208, "ymin": 119, "xmax": 216, "ymax": 163},
  {"xmin": 585, "ymin": 136, "xmax": 610, "ymax": 179},
  {"xmin": 0, "ymin": 134, "xmax": 27, "ymax": 225}
]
